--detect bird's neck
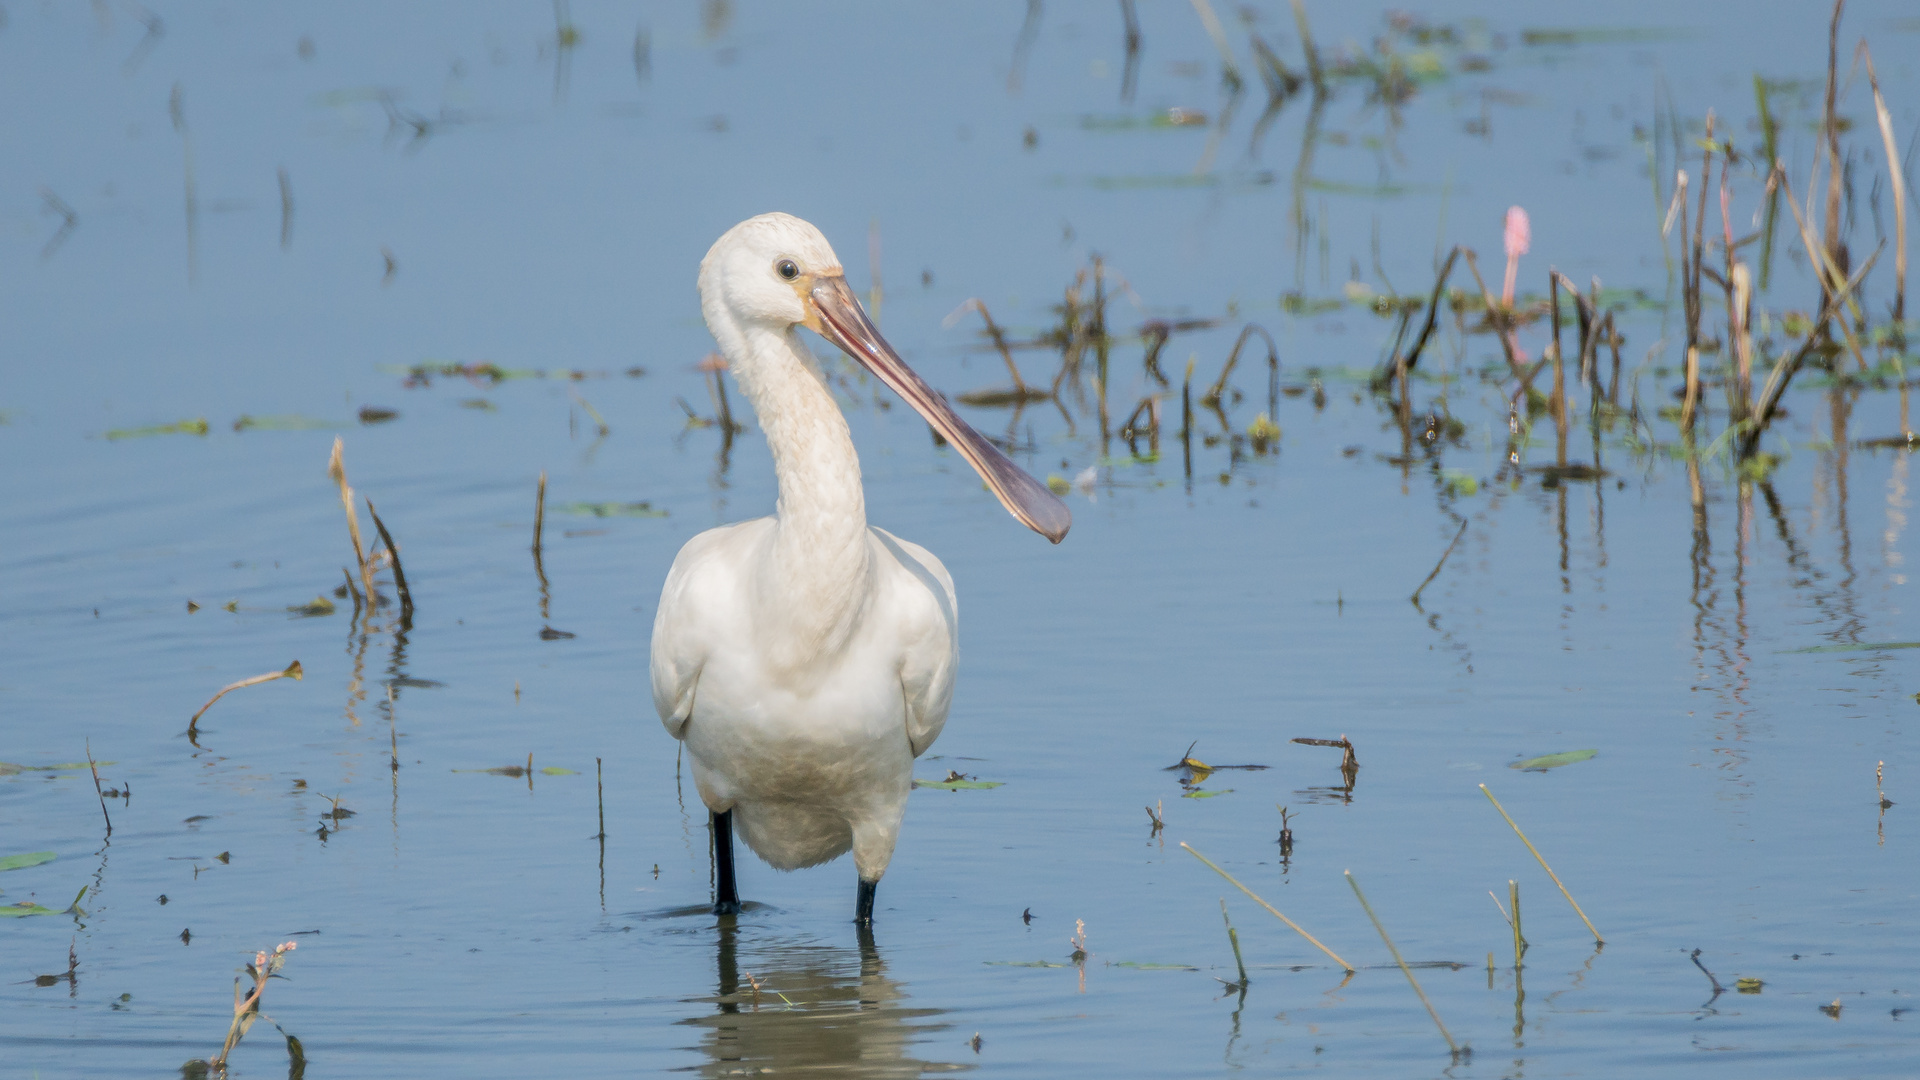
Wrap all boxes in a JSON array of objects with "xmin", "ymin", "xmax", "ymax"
[{"xmin": 731, "ymin": 325, "xmax": 873, "ymax": 661}]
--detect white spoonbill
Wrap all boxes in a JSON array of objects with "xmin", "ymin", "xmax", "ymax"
[{"xmin": 651, "ymin": 213, "xmax": 1069, "ymax": 925}]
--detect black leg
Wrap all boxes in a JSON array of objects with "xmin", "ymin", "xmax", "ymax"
[
  {"xmin": 855, "ymin": 878, "xmax": 877, "ymax": 926},
  {"xmin": 711, "ymin": 810, "xmax": 740, "ymax": 915}
]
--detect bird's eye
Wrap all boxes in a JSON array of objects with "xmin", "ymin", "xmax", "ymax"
[{"xmin": 776, "ymin": 259, "xmax": 800, "ymax": 281}]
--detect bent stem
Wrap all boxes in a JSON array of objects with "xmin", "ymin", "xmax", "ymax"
[
  {"xmin": 1479, "ymin": 784, "xmax": 1603, "ymax": 944},
  {"xmin": 1346, "ymin": 870, "xmax": 1462, "ymax": 1057},
  {"xmin": 189, "ymin": 661, "xmax": 304, "ymax": 738},
  {"xmin": 1181, "ymin": 842, "xmax": 1353, "ymax": 972}
]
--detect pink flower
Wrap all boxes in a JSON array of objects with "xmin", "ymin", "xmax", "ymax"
[
  {"xmin": 1501, "ymin": 206, "xmax": 1530, "ymax": 309},
  {"xmin": 1503, "ymin": 206, "xmax": 1530, "ymax": 259}
]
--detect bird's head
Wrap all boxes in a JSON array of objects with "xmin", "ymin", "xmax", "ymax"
[{"xmin": 699, "ymin": 213, "xmax": 1070, "ymax": 544}]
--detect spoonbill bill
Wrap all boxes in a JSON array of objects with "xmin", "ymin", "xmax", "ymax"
[{"xmin": 651, "ymin": 213, "xmax": 1069, "ymax": 925}]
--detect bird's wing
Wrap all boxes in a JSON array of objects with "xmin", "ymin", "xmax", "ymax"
[
  {"xmin": 872, "ymin": 529, "xmax": 959, "ymax": 758},
  {"xmin": 650, "ymin": 524, "xmax": 756, "ymax": 739}
]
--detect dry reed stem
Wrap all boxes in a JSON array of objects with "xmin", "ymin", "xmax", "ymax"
[
  {"xmin": 189, "ymin": 661, "xmax": 303, "ymax": 736},
  {"xmin": 1479, "ymin": 784, "xmax": 1603, "ymax": 944},
  {"xmin": 1859, "ymin": 43, "xmax": 1907, "ymax": 323},
  {"xmin": 1822, "ymin": 0, "xmax": 1845, "ymax": 272},
  {"xmin": 1181, "ymin": 842, "xmax": 1354, "ymax": 971},
  {"xmin": 327, "ymin": 439, "xmax": 376, "ymax": 602},
  {"xmin": 1681, "ymin": 347, "xmax": 1700, "ymax": 434},
  {"xmin": 1345, "ymin": 871, "xmax": 1462, "ymax": 1056},
  {"xmin": 1779, "ymin": 164, "xmax": 1872, "ymax": 368},
  {"xmin": 1187, "ymin": 0, "xmax": 1242, "ymax": 90}
]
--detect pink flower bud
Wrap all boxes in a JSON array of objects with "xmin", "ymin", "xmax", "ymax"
[{"xmin": 1503, "ymin": 207, "xmax": 1531, "ymax": 259}]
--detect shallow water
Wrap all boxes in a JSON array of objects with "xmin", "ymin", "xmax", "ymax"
[{"xmin": 3, "ymin": 2, "xmax": 1918, "ymax": 1077}]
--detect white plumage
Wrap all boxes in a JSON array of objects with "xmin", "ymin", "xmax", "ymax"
[{"xmin": 649, "ymin": 214, "xmax": 1067, "ymax": 923}]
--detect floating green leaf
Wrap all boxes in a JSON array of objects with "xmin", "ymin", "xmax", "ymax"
[
  {"xmin": 1111, "ymin": 961, "xmax": 1199, "ymax": 970},
  {"xmin": 539, "ymin": 766, "xmax": 577, "ymax": 776},
  {"xmin": 233, "ymin": 414, "xmax": 339, "ymax": 432},
  {"xmin": 1736, "ymin": 977, "xmax": 1764, "ymax": 994},
  {"xmin": 914, "ymin": 777, "xmax": 1003, "ymax": 790},
  {"xmin": 561, "ymin": 501, "xmax": 668, "ymax": 518},
  {"xmin": 105, "ymin": 418, "xmax": 208, "ymax": 441},
  {"xmin": 0, "ymin": 885, "xmax": 86, "ymax": 918},
  {"xmin": 1509, "ymin": 749, "xmax": 1597, "ymax": 771},
  {"xmin": 1182, "ymin": 788, "xmax": 1234, "ymax": 799},
  {"xmin": 0, "ymin": 852, "xmax": 56, "ymax": 872}
]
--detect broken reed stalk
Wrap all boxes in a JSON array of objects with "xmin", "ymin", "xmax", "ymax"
[
  {"xmin": 1859, "ymin": 44, "xmax": 1907, "ymax": 325},
  {"xmin": 188, "ymin": 661, "xmax": 303, "ymax": 737},
  {"xmin": 1478, "ymin": 784, "xmax": 1603, "ymax": 944},
  {"xmin": 595, "ymin": 756, "xmax": 607, "ymax": 841},
  {"xmin": 1289, "ymin": 0, "xmax": 1325, "ymax": 97},
  {"xmin": 1181, "ymin": 842, "xmax": 1354, "ymax": 972},
  {"xmin": 1509, "ymin": 879, "xmax": 1525, "ymax": 968},
  {"xmin": 1741, "ymin": 310, "xmax": 1834, "ymax": 459},
  {"xmin": 1187, "ymin": 0, "xmax": 1241, "ymax": 91},
  {"xmin": 362, "ymin": 498, "xmax": 412, "ymax": 623},
  {"xmin": 1822, "ymin": 0, "xmax": 1844, "ymax": 275},
  {"xmin": 1345, "ymin": 871, "xmax": 1462, "ymax": 1057},
  {"xmin": 1410, "ymin": 518, "xmax": 1469, "ymax": 607},
  {"xmin": 327, "ymin": 438, "xmax": 376, "ymax": 602},
  {"xmin": 532, "ymin": 471, "xmax": 547, "ymax": 557},
  {"xmin": 969, "ymin": 299, "xmax": 1038, "ymax": 396},
  {"xmin": 1689, "ymin": 113, "xmax": 1715, "ymax": 352},
  {"xmin": 86, "ymin": 738, "xmax": 111, "ymax": 837},
  {"xmin": 1220, "ymin": 898, "xmax": 1249, "ymax": 988},
  {"xmin": 340, "ymin": 566, "xmax": 363, "ymax": 616},
  {"xmin": 1181, "ymin": 356, "xmax": 1195, "ymax": 482},
  {"xmin": 1779, "ymin": 164, "xmax": 1872, "ymax": 369},
  {"xmin": 1460, "ymin": 249, "xmax": 1527, "ymax": 383},
  {"xmin": 1205, "ymin": 324, "xmax": 1276, "ymax": 406},
  {"xmin": 1400, "ymin": 246, "xmax": 1461, "ymax": 377},
  {"xmin": 1681, "ymin": 347, "xmax": 1700, "ymax": 435},
  {"xmin": 1548, "ymin": 270, "xmax": 1567, "ymax": 466}
]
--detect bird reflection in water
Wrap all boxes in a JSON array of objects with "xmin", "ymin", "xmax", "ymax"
[{"xmin": 680, "ymin": 924, "xmax": 967, "ymax": 1078}]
